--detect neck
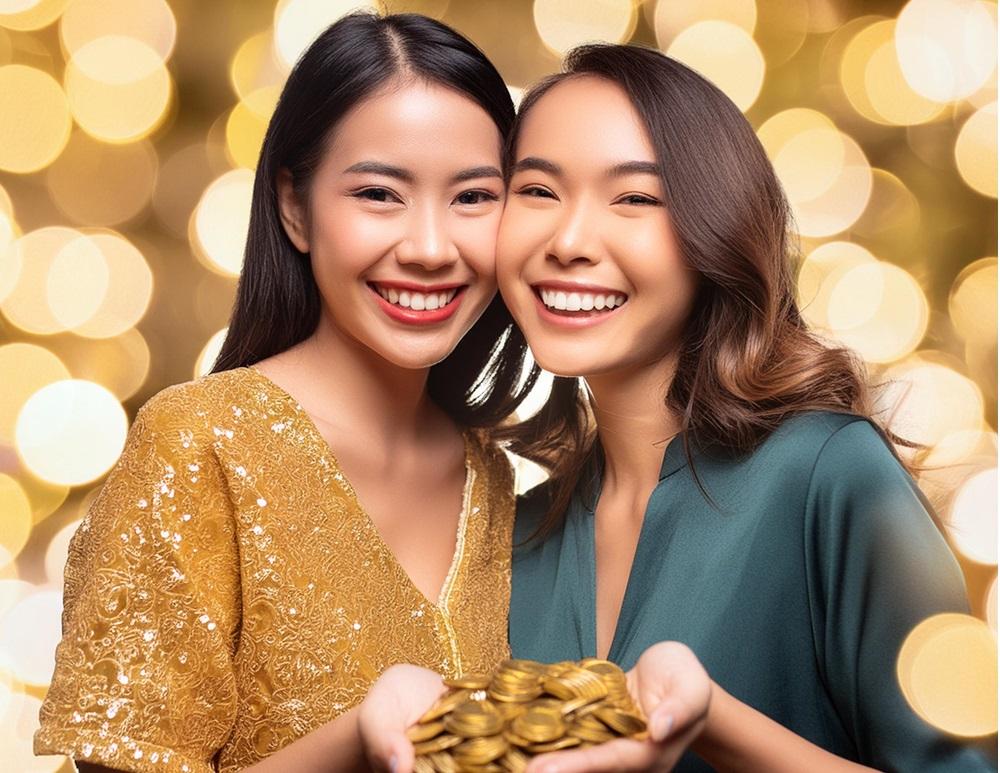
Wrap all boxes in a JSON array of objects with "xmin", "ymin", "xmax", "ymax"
[
  {"xmin": 585, "ymin": 354, "xmax": 682, "ymax": 496},
  {"xmin": 283, "ymin": 312, "xmax": 443, "ymax": 446}
]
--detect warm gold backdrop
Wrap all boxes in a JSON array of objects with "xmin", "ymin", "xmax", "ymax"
[{"xmin": 0, "ymin": 0, "xmax": 996, "ymax": 769}]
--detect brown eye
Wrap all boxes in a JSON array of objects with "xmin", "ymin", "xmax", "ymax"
[
  {"xmin": 454, "ymin": 190, "xmax": 499, "ymax": 205},
  {"xmin": 354, "ymin": 187, "xmax": 400, "ymax": 203}
]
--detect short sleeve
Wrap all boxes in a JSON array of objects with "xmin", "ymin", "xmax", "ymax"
[
  {"xmin": 804, "ymin": 419, "xmax": 993, "ymax": 771},
  {"xmin": 34, "ymin": 393, "xmax": 242, "ymax": 773}
]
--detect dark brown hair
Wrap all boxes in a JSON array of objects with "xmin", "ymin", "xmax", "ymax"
[
  {"xmin": 213, "ymin": 12, "xmax": 539, "ymax": 428},
  {"xmin": 502, "ymin": 44, "xmax": 896, "ymax": 532}
]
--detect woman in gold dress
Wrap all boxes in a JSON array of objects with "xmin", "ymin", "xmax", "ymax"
[{"xmin": 35, "ymin": 12, "xmax": 536, "ymax": 773}]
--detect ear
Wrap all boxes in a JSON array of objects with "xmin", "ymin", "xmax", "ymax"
[{"xmin": 276, "ymin": 168, "xmax": 310, "ymax": 253}]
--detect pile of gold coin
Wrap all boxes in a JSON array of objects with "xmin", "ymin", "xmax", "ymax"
[{"xmin": 407, "ymin": 658, "xmax": 647, "ymax": 772}]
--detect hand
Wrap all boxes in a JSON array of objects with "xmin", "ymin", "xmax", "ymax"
[
  {"xmin": 526, "ymin": 642, "xmax": 712, "ymax": 773},
  {"xmin": 357, "ymin": 663, "xmax": 447, "ymax": 772}
]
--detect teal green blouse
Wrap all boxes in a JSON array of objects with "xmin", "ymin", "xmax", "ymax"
[{"xmin": 510, "ymin": 413, "xmax": 994, "ymax": 771}]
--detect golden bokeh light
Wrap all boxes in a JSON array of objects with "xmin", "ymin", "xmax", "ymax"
[
  {"xmin": 226, "ymin": 86, "xmax": 281, "ymax": 170},
  {"xmin": 0, "ymin": 0, "xmax": 68, "ymax": 31},
  {"xmin": 195, "ymin": 327, "xmax": 228, "ymax": 379},
  {"xmin": 897, "ymin": 613, "xmax": 998, "ymax": 737},
  {"xmin": 754, "ymin": 0, "xmax": 809, "ymax": 67},
  {"xmin": 797, "ymin": 240, "xmax": 877, "ymax": 330},
  {"xmin": 67, "ymin": 231, "xmax": 154, "ymax": 339},
  {"xmin": 0, "ymin": 589, "xmax": 62, "ymax": 686},
  {"xmin": 851, "ymin": 169, "xmax": 922, "ymax": 256},
  {"xmin": 895, "ymin": 0, "xmax": 996, "ymax": 103},
  {"xmin": 46, "ymin": 132, "xmax": 158, "ymax": 226},
  {"xmin": 46, "ymin": 233, "xmax": 108, "ymax": 330},
  {"xmin": 15, "ymin": 379, "xmax": 128, "ymax": 487},
  {"xmin": 839, "ymin": 20, "xmax": 944, "ymax": 126},
  {"xmin": 954, "ymin": 102, "xmax": 997, "ymax": 198},
  {"xmin": 666, "ymin": 21, "xmax": 765, "ymax": 112},
  {"xmin": 0, "ymin": 65, "xmax": 72, "ymax": 173},
  {"xmin": 274, "ymin": 0, "xmax": 382, "ymax": 70},
  {"xmin": 805, "ymin": 0, "xmax": 846, "ymax": 32},
  {"xmin": 792, "ymin": 132, "xmax": 871, "ymax": 237},
  {"xmin": 44, "ymin": 518, "xmax": 80, "ymax": 590},
  {"xmin": 192, "ymin": 168, "xmax": 254, "ymax": 277},
  {"xmin": 0, "ymin": 475, "xmax": 31, "ymax": 571},
  {"xmin": 17, "ymin": 470, "xmax": 68, "ymax": 526},
  {"xmin": 59, "ymin": 0, "xmax": 176, "ymax": 62},
  {"xmin": 824, "ymin": 262, "xmax": 929, "ymax": 363},
  {"xmin": 0, "ymin": 211, "xmax": 19, "ymax": 304},
  {"xmin": 987, "ymin": 578, "xmax": 997, "ymax": 633},
  {"xmin": 533, "ymin": 0, "xmax": 637, "ymax": 57},
  {"xmin": 153, "ymin": 142, "xmax": 224, "ymax": 239},
  {"xmin": 230, "ymin": 31, "xmax": 286, "ymax": 101},
  {"xmin": 0, "ymin": 343, "xmax": 70, "ymax": 443},
  {"xmin": 54, "ymin": 328, "xmax": 151, "ymax": 401},
  {"xmin": 878, "ymin": 356, "xmax": 984, "ymax": 452},
  {"xmin": 949, "ymin": 257, "xmax": 998, "ymax": 346},
  {"xmin": 0, "ymin": 226, "xmax": 84, "ymax": 335},
  {"xmin": 65, "ymin": 35, "xmax": 173, "ymax": 144},
  {"xmin": 0, "ymin": 691, "xmax": 65, "ymax": 772},
  {"xmin": 924, "ymin": 427, "xmax": 997, "ymax": 468},
  {"xmin": 652, "ymin": 0, "xmax": 756, "ymax": 47},
  {"xmin": 947, "ymin": 467, "xmax": 997, "ymax": 565}
]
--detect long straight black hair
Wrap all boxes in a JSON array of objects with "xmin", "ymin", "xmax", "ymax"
[{"xmin": 213, "ymin": 12, "xmax": 537, "ymax": 428}]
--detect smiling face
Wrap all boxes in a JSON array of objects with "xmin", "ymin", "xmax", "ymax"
[
  {"xmin": 496, "ymin": 75, "xmax": 698, "ymax": 379},
  {"xmin": 278, "ymin": 79, "xmax": 505, "ymax": 370}
]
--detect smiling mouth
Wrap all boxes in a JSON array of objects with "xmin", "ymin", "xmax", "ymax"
[
  {"xmin": 369, "ymin": 282, "xmax": 463, "ymax": 312},
  {"xmin": 534, "ymin": 286, "xmax": 628, "ymax": 316}
]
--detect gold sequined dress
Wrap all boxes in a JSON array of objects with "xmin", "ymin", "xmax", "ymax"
[{"xmin": 35, "ymin": 367, "xmax": 514, "ymax": 773}]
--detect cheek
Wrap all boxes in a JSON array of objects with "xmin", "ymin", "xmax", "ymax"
[
  {"xmin": 497, "ymin": 206, "xmax": 546, "ymax": 276},
  {"xmin": 451, "ymin": 211, "xmax": 503, "ymax": 279}
]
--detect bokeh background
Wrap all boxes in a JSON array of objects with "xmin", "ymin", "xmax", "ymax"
[{"xmin": 0, "ymin": 0, "xmax": 996, "ymax": 769}]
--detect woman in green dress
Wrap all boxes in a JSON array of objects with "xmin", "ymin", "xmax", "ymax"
[{"xmin": 497, "ymin": 44, "xmax": 994, "ymax": 772}]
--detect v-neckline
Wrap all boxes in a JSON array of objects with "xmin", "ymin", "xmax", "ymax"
[
  {"xmin": 585, "ymin": 437, "xmax": 687, "ymax": 662},
  {"xmin": 245, "ymin": 366, "xmax": 476, "ymax": 614}
]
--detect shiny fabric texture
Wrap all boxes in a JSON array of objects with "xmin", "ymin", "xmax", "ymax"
[{"xmin": 35, "ymin": 367, "xmax": 514, "ymax": 773}]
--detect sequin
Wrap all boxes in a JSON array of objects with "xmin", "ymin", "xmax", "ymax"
[{"xmin": 35, "ymin": 367, "xmax": 514, "ymax": 773}]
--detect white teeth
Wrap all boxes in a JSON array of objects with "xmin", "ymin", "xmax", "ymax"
[
  {"xmin": 539, "ymin": 288, "xmax": 627, "ymax": 312},
  {"xmin": 374, "ymin": 284, "xmax": 459, "ymax": 311}
]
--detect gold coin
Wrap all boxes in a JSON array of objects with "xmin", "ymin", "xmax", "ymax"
[
  {"xmin": 511, "ymin": 707, "xmax": 565, "ymax": 744},
  {"xmin": 452, "ymin": 734, "xmax": 508, "ymax": 765},
  {"xmin": 413, "ymin": 734, "xmax": 463, "ymax": 755},
  {"xmin": 444, "ymin": 699, "xmax": 505, "ymax": 737},
  {"xmin": 528, "ymin": 736, "xmax": 582, "ymax": 753},
  {"xmin": 593, "ymin": 706, "xmax": 647, "ymax": 735},
  {"xmin": 407, "ymin": 720, "xmax": 445, "ymax": 743},
  {"xmin": 419, "ymin": 689, "xmax": 470, "ymax": 723},
  {"xmin": 445, "ymin": 674, "xmax": 491, "ymax": 690}
]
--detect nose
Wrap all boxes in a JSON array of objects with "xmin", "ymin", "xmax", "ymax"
[
  {"xmin": 547, "ymin": 198, "xmax": 601, "ymax": 266},
  {"xmin": 395, "ymin": 204, "xmax": 458, "ymax": 271}
]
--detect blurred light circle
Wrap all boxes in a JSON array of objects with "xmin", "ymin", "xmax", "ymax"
[
  {"xmin": 0, "ymin": 475, "xmax": 31, "ymax": 571},
  {"xmin": 805, "ymin": 0, "xmax": 845, "ymax": 32},
  {"xmin": 0, "ymin": 226, "xmax": 82, "ymax": 334},
  {"xmin": 0, "ymin": 589, "xmax": 61, "ymax": 686},
  {"xmin": 192, "ymin": 169, "xmax": 254, "ymax": 277},
  {"xmin": 195, "ymin": 327, "xmax": 228, "ymax": 379},
  {"xmin": 225, "ymin": 85, "xmax": 280, "ymax": 169},
  {"xmin": 0, "ymin": 0, "xmax": 68, "ymax": 31},
  {"xmin": 0, "ymin": 343, "xmax": 70, "ymax": 443},
  {"xmin": 0, "ymin": 579, "xmax": 31, "ymax": 619},
  {"xmin": 0, "ymin": 691, "xmax": 66, "ymax": 772},
  {"xmin": 797, "ymin": 241, "xmax": 877, "ymax": 329},
  {"xmin": 0, "ymin": 181, "xmax": 12, "ymax": 216},
  {"xmin": 274, "ymin": 0, "xmax": 381, "ymax": 70},
  {"xmin": 949, "ymin": 257, "xmax": 998, "ymax": 345},
  {"xmin": 987, "ymin": 578, "xmax": 997, "ymax": 633},
  {"xmin": 18, "ymin": 469, "xmax": 68, "ymax": 525},
  {"xmin": 754, "ymin": 0, "xmax": 809, "ymax": 67},
  {"xmin": 851, "ymin": 169, "xmax": 922, "ymax": 248},
  {"xmin": 864, "ymin": 38, "xmax": 946, "ymax": 125},
  {"xmin": 15, "ymin": 380, "xmax": 127, "ymax": 486},
  {"xmin": 0, "ymin": 65, "xmax": 71, "ymax": 173},
  {"xmin": 56, "ymin": 328, "xmax": 151, "ymax": 400},
  {"xmin": 948, "ymin": 468, "xmax": 998, "ymax": 565},
  {"xmin": 897, "ymin": 613, "xmax": 998, "ymax": 736},
  {"xmin": 153, "ymin": 142, "xmax": 220, "ymax": 239},
  {"xmin": 44, "ymin": 518, "xmax": 79, "ymax": 589},
  {"xmin": 896, "ymin": 0, "xmax": 996, "ymax": 103},
  {"xmin": 653, "ymin": 0, "xmax": 756, "ymax": 47},
  {"xmin": 46, "ymin": 132, "xmax": 158, "ymax": 226},
  {"xmin": 794, "ymin": 134, "xmax": 871, "ymax": 237},
  {"xmin": 0, "ymin": 211, "xmax": 19, "ymax": 304},
  {"xmin": 954, "ymin": 102, "xmax": 997, "ymax": 198},
  {"xmin": 230, "ymin": 30, "xmax": 285, "ymax": 100},
  {"xmin": 533, "ymin": 0, "xmax": 637, "ymax": 56},
  {"xmin": 65, "ymin": 35, "xmax": 172, "ymax": 143},
  {"xmin": 60, "ymin": 0, "xmax": 176, "ymax": 61},
  {"xmin": 69, "ymin": 232, "xmax": 154, "ymax": 339},
  {"xmin": 925, "ymin": 428, "xmax": 998, "ymax": 468},
  {"xmin": 666, "ymin": 21, "xmax": 764, "ymax": 112},
  {"xmin": 825, "ymin": 262, "xmax": 929, "ymax": 363},
  {"xmin": 46, "ymin": 233, "xmax": 108, "ymax": 330},
  {"xmin": 879, "ymin": 357, "xmax": 984, "ymax": 451},
  {"xmin": 774, "ymin": 126, "xmax": 844, "ymax": 202}
]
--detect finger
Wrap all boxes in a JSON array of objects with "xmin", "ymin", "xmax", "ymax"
[
  {"xmin": 383, "ymin": 732, "xmax": 415, "ymax": 773},
  {"xmin": 525, "ymin": 738, "xmax": 657, "ymax": 773}
]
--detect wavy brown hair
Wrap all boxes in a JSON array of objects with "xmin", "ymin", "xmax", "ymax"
[{"xmin": 501, "ymin": 44, "xmax": 905, "ymax": 533}]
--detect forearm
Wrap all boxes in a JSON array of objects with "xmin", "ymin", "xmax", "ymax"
[
  {"xmin": 691, "ymin": 682, "xmax": 878, "ymax": 773},
  {"xmin": 243, "ymin": 707, "xmax": 368, "ymax": 773}
]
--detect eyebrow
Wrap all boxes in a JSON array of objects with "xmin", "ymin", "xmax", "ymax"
[
  {"xmin": 343, "ymin": 161, "xmax": 502, "ymax": 184},
  {"xmin": 512, "ymin": 157, "xmax": 662, "ymax": 178}
]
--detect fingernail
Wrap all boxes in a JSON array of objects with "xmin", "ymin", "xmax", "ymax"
[
  {"xmin": 389, "ymin": 754, "xmax": 398, "ymax": 773},
  {"xmin": 540, "ymin": 765, "xmax": 559, "ymax": 773},
  {"xmin": 651, "ymin": 713, "xmax": 674, "ymax": 742}
]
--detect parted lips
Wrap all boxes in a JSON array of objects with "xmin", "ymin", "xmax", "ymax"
[{"xmin": 406, "ymin": 658, "xmax": 648, "ymax": 772}]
